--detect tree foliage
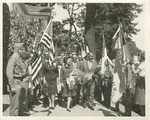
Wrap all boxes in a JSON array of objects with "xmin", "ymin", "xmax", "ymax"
[
  {"xmin": 95, "ymin": 3, "xmax": 142, "ymax": 37},
  {"xmin": 59, "ymin": 3, "xmax": 142, "ymax": 58},
  {"xmin": 8, "ymin": 10, "xmax": 45, "ymax": 58},
  {"xmin": 94, "ymin": 3, "xmax": 143, "ymax": 59},
  {"xmin": 9, "ymin": 3, "xmax": 143, "ymax": 59},
  {"xmin": 58, "ymin": 3, "xmax": 86, "ymax": 54}
]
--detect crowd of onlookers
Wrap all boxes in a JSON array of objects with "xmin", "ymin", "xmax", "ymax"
[{"xmin": 6, "ymin": 43, "xmax": 145, "ymax": 116}]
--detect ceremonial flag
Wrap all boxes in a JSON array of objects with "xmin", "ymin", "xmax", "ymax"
[
  {"xmin": 31, "ymin": 19, "xmax": 55, "ymax": 81},
  {"xmin": 40, "ymin": 19, "xmax": 55, "ymax": 64},
  {"xmin": 111, "ymin": 26, "xmax": 132, "ymax": 103},
  {"xmin": 101, "ymin": 34, "xmax": 108, "ymax": 74},
  {"xmin": 31, "ymin": 51, "xmax": 42, "ymax": 81},
  {"xmin": 81, "ymin": 42, "xmax": 90, "ymax": 58},
  {"xmin": 85, "ymin": 44, "xmax": 90, "ymax": 53}
]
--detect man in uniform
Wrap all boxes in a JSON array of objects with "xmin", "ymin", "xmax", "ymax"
[
  {"xmin": 80, "ymin": 52, "xmax": 97, "ymax": 110},
  {"xmin": 6, "ymin": 43, "xmax": 27, "ymax": 116}
]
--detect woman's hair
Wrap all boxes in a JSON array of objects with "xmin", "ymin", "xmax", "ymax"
[
  {"xmin": 63, "ymin": 56, "xmax": 71, "ymax": 64},
  {"xmin": 31, "ymin": 52, "xmax": 38, "ymax": 63},
  {"xmin": 138, "ymin": 51, "xmax": 145, "ymax": 62}
]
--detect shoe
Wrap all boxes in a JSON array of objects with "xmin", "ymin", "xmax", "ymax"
[
  {"xmin": 24, "ymin": 111, "xmax": 31, "ymax": 115},
  {"xmin": 67, "ymin": 109, "xmax": 71, "ymax": 112},
  {"xmin": 49, "ymin": 107, "xmax": 54, "ymax": 110},
  {"xmin": 76, "ymin": 101, "xmax": 79, "ymax": 105},
  {"xmin": 106, "ymin": 106, "xmax": 111, "ymax": 109},
  {"xmin": 88, "ymin": 106, "xmax": 94, "ymax": 111},
  {"xmin": 83, "ymin": 103, "xmax": 86, "ymax": 108},
  {"xmin": 112, "ymin": 108, "xmax": 119, "ymax": 112},
  {"xmin": 92, "ymin": 103, "xmax": 96, "ymax": 106},
  {"xmin": 29, "ymin": 110, "xmax": 34, "ymax": 114},
  {"xmin": 122, "ymin": 112, "xmax": 131, "ymax": 116}
]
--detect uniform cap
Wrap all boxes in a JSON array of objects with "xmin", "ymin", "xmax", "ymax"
[
  {"xmin": 88, "ymin": 52, "xmax": 94, "ymax": 58},
  {"xmin": 14, "ymin": 43, "xmax": 24, "ymax": 49}
]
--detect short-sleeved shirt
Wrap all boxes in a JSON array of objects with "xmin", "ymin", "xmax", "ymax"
[
  {"xmin": 138, "ymin": 61, "xmax": 145, "ymax": 77},
  {"xmin": 6, "ymin": 52, "xmax": 24, "ymax": 88}
]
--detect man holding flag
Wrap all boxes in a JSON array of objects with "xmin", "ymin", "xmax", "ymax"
[
  {"xmin": 111, "ymin": 23, "xmax": 133, "ymax": 116},
  {"xmin": 101, "ymin": 34, "xmax": 114, "ymax": 108}
]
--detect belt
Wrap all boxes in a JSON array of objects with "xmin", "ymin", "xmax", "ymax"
[{"xmin": 14, "ymin": 76, "xmax": 23, "ymax": 80}]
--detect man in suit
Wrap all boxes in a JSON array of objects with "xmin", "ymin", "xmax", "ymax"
[
  {"xmin": 80, "ymin": 52, "xmax": 97, "ymax": 110},
  {"xmin": 72, "ymin": 53, "xmax": 82, "ymax": 70}
]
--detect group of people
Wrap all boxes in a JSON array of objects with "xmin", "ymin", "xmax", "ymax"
[{"xmin": 6, "ymin": 43, "xmax": 145, "ymax": 116}]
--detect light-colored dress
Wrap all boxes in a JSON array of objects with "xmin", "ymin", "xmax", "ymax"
[
  {"xmin": 135, "ymin": 61, "xmax": 145, "ymax": 105},
  {"xmin": 60, "ymin": 65, "xmax": 76, "ymax": 97}
]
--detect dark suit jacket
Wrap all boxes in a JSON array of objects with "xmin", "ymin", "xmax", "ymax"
[
  {"xmin": 80, "ymin": 60, "xmax": 97, "ymax": 85},
  {"xmin": 72, "ymin": 61, "xmax": 82, "ymax": 70},
  {"xmin": 80, "ymin": 60, "xmax": 97, "ymax": 73}
]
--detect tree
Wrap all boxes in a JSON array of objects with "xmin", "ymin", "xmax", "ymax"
[
  {"xmin": 24, "ymin": 3, "xmax": 142, "ymax": 58},
  {"xmin": 8, "ymin": 10, "xmax": 45, "ymax": 58},
  {"xmin": 85, "ymin": 3, "xmax": 97, "ymax": 59},
  {"xmin": 74, "ymin": 3, "xmax": 142, "ymax": 60},
  {"xmin": 94, "ymin": 3, "xmax": 143, "ymax": 59},
  {"xmin": 53, "ymin": 21, "xmax": 69, "ymax": 55},
  {"xmin": 3, "ymin": 3, "xmax": 10, "ymax": 94},
  {"xmin": 59, "ymin": 3, "xmax": 85, "ymax": 54},
  {"xmin": 127, "ymin": 40, "xmax": 141, "ymax": 57}
]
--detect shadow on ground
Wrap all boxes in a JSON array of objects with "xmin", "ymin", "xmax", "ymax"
[{"xmin": 98, "ymin": 108, "xmax": 116, "ymax": 116}]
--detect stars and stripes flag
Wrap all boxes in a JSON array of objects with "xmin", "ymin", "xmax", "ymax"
[
  {"xmin": 31, "ymin": 19, "xmax": 55, "ymax": 83},
  {"xmin": 40, "ymin": 19, "xmax": 55, "ymax": 65},
  {"xmin": 31, "ymin": 50, "xmax": 42, "ymax": 82},
  {"xmin": 111, "ymin": 26, "xmax": 132, "ymax": 104}
]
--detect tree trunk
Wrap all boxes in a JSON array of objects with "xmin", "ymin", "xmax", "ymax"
[
  {"xmin": 85, "ymin": 3, "xmax": 96, "ymax": 58},
  {"xmin": 3, "ymin": 3, "xmax": 10, "ymax": 94}
]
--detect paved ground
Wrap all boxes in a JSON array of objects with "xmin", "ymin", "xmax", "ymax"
[{"xmin": 3, "ymin": 94, "xmax": 140, "ymax": 117}]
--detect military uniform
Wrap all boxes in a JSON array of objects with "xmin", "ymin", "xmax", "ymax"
[{"xmin": 6, "ymin": 43, "xmax": 26, "ymax": 116}]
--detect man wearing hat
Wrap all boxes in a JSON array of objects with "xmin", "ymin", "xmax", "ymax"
[
  {"xmin": 80, "ymin": 52, "xmax": 97, "ymax": 110},
  {"xmin": 6, "ymin": 43, "xmax": 28, "ymax": 116}
]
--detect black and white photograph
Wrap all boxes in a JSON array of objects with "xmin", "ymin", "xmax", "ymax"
[{"xmin": 1, "ymin": 0, "xmax": 150, "ymax": 119}]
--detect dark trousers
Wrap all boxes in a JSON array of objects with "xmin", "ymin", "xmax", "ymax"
[
  {"xmin": 124, "ymin": 88, "xmax": 132, "ymax": 115},
  {"xmin": 82, "ymin": 84, "xmax": 88, "ymax": 104},
  {"xmin": 88, "ymin": 81, "xmax": 95, "ymax": 107},
  {"xmin": 94, "ymin": 75, "xmax": 102, "ymax": 101},
  {"xmin": 76, "ymin": 83, "xmax": 81, "ymax": 104},
  {"xmin": 82, "ymin": 80, "xmax": 95, "ymax": 107},
  {"xmin": 102, "ymin": 83, "xmax": 111, "ymax": 107},
  {"xmin": 72, "ymin": 83, "xmax": 81, "ymax": 106}
]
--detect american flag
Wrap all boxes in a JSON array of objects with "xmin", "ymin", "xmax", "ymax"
[
  {"xmin": 40, "ymin": 19, "xmax": 55, "ymax": 64},
  {"xmin": 31, "ymin": 19, "xmax": 55, "ymax": 82},
  {"xmin": 31, "ymin": 51, "xmax": 42, "ymax": 81}
]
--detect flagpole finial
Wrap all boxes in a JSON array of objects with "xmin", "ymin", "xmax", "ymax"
[
  {"xmin": 118, "ymin": 17, "xmax": 121, "ymax": 23},
  {"xmin": 118, "ymin": 17, "xmax": 123, "ymax": 28}
]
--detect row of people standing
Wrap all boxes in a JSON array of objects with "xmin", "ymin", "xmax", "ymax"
[
  {"xmin": 43, "ymin": 52, "xmax": 98, "ymax": 111},
  {"xmin": 6, "ymin": 43, "xmax": 145, "ymax": 116}
]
